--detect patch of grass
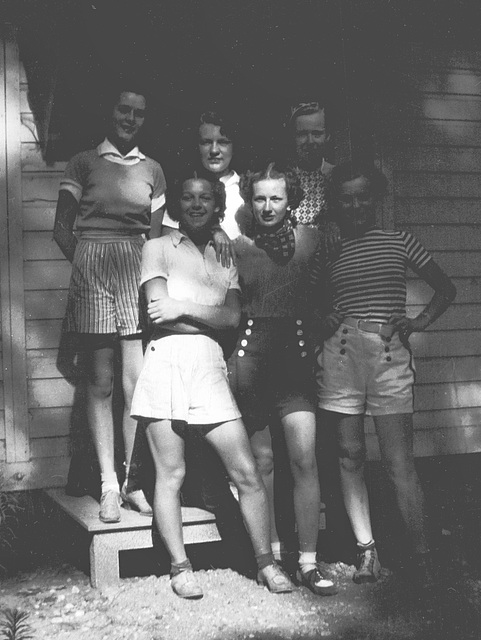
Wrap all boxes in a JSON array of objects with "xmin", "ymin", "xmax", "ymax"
[{"xmin": 0, "ymin": 609, "xmax": 33, "ymax": 640}]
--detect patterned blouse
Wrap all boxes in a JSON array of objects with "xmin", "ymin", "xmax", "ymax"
[{"xmin": 291, "ymin": 160, "xmax": 334, "ymax": 229}]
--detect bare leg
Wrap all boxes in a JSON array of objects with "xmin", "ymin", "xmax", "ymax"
[
  {"xmin": 249, "ymin": 427, "xmax": 280, "ymax": 545},
  {"xmin": 205, "ymin": 419, "xmax": 272, "ymax": 557},
  {"xmin": 85, "ymin": 345, "xmax": 116, "ymax": 481},
  {"xmin": 119, "ymin": 337, "xmax": 144, "ymax": 466},
  {"xmin": 282, "ymin": 410, "xmax": 320, "ymax": 554},
  {"xmin": 145, "ymin": 420, "xmax": 186, "ymax": 564},
  {"xmin": 375, "ymin": 413, "xmax": 429, "ymax": 554},
  {"xmin": 337, "ymin": 414, "xmax": 373, "ymax": 545}
]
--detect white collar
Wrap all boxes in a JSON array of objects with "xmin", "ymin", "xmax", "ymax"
[
  {"xmin": 97, "ymin": 138, "xmax": 145, "ymax": 161},
  {"xmin": 219, "ymin": 170, "xmax": 239, "ymax": 187}
]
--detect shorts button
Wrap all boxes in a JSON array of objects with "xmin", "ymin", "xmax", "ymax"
[
  {"xmin": 340, "ymin": 349, "xmax": 346, "ymax": 355},
  {"xmin": 341, "ymin": 339, "xmax": 346, "ymax": 345},
  {"xmin": 238, "ymin": 349, "xmax": 245, "ymax": 357},
  {"xmin": 299, "ymin": 340, "xmax": 305, "ymax": 346},
  {"xmin": 342, "ymin": 328, "xmax": 348, "ymax": 334},
  {"xmin": 386, "ymin": 336, "xmax": 392, "ymax": 342},
  {"xmin": 296, "ymin": 319, "xmax": 303, "ymax": 325},
  {"xmin": 386, "ymin": 356, "xmax": 392, "ymax": 362},
  {"xmin": 384, "ymin": 346, "xmax": 390, "ymax": 353},
  {"xmin": 297, "ymin": 329, "xmax": 303, "ymax": 336},
  {"xmin": 241, "ymin": 339, "xmax": 248, "ymax": 347},
  {"xmin": 151, "ymin": 346, "xmax": 155, "ymax": 351},
  {"xmin": 245, "ymin": 329, "xmax": 252, "ymax": 336},
  {"xmin": 301, "ymin": 351, "xmax": 307, "ymax": 357},
  {"xmin": 247, "ymin": 319, "xmax": 254, "ymax": 326}
]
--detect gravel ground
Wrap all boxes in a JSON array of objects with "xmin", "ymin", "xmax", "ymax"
[{"xmin": 2, "ymin": 559, "xmax": 481, "ymax": 640}]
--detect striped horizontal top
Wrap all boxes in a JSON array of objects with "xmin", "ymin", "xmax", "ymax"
[{"xmin": 310, "ymin": 229, "xmax": 432, "ymax": 323}]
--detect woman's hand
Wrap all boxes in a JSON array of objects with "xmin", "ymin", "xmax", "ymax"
[
  {"xmin": 388, "ymin": 313, "xmax": 427, "ymax": 344},
  {"xmin": 147, "ymin": 297, "xmax": 184, "ymax": 324},
  {"xmin": 322, "ymin": 310, "xmax": 344, "ymax": 339},
  {"xmin": 312, "ymin": 310, "xmax": 343, "ymax": 345},
  {"xmin": 212, "ymin": 228, "xmax": 236, "ymax": 268}
]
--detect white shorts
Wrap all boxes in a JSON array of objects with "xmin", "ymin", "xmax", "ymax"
[
  {"xmin": 131, "ymin": 333, "xmax": 242, "ymax": 425},
  {"xmin": 317, "ymin": 320, "xmax": 415, "ymax": 416}
]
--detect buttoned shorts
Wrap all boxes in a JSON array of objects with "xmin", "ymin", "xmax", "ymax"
[
  {"xmin": 65, "ymin": 236, "xmax": 144, "ymax": 336},
  {"xmin": 228, "ymin": 317, "xmax": 316, "ymax": 435},
  {"xmin": 131, "ymin": 333, "xmax": 242, "ymax": 425},
  {"xmin": 317, "ymin": 319, "xmax": 415, "ymax": 416}
]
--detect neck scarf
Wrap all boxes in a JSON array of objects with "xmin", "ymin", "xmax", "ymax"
[{"xmin": 254, "ymin": 217, "xmax": 296, "ymax": 265}]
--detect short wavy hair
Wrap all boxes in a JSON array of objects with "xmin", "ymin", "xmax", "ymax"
[
  {"xmin": 240, "ymin": 162, "xmax": 304, "ymax": 212},
  {"xmin": 166, "ymin": 172, "xmax": 226, "ymax": 223},
  {"xmin": 330, "ymin": 160, "xmax": 388, "ymax": 200},
  {"xmin": 198, "ymin": 111, "xmax": 238, "ymax": 141}
]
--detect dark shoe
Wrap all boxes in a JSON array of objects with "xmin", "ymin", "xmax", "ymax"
[
  {"xmin": 353, "ymin": 544, "xmax": 381, "ymax": 584},
  {"xmin": 170, "ymin": 568, "xmax": 203, "ymax": 599},
  {"xmin": 297, "ymin": 564, "xmax": 338, "ymax": 596},
  {"xmin": 99, "ymin": 490, "xmax": 121, "ymax": 523},
  {"xmin": 121, "ymin": 486, "xmax": 153, "ymax": 517},
  {"xmin": 257, "ymin": 562, "xmax": 296, "ymax": 594}
]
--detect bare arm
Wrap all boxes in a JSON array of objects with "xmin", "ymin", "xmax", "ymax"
[
  {"xmin": 389, "ymin": 259, "xmax": 457, "ymax": 340},
  {"xmin": 145, "ymin": 277, "xmax": 241, "ymax": 331},
  {"xmin": 53, "ymin": 190, "xmax": 79, "ymax": 263},
  {"xmin": 149, "ymin": 206, "xmax": 165, "ymax": 239}
]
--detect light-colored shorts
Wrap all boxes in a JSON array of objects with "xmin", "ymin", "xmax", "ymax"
[
  {"xmin": 131, "ymin": 333, "xmax": 242, "ymax": 425},
  {"xmin": 65, "ymin": 237, "xmax": 144, "ymax": 336},
  {"xmin": 317, "ymin": 319, "xmax": 415, "ymax": 416}
]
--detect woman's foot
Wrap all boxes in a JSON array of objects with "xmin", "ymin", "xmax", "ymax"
[
  {"xmin": 257, "ymin": 562, "xmax": 295, "ymax": 593},
  {"xmin": 170, "ymin": 560, "xmax": 203, "ymax": 599},
  {"xmin": 297, "ymin": 564, "xmax": 338, "ymax": 596},
  {"xmin": 353, "ymin": 542, "xmax": 381, "ymax": 584},
  {"xmin": 99, "ymin": 490, "xmax": 121, "ymax": 523},
  {"xmin": 120, "ymin": 484, "xmax": 153, "ymax": 516}
]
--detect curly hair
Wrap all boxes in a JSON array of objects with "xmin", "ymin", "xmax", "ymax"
[
  {"xmin": 330, "ymin": 160, "xmax": 388, "ymax": 200},
  {"xmin": 240, "ymin": 162, "xmax": 304, "ymax": 212},
  {"xmin": 166, "ymin": 172, "xmax": 226, "ymax": 223}
]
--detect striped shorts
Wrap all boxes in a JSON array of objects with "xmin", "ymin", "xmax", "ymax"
[{"xmin": 65, "ymin": 237, "xmax": 144, "ymax": 336}]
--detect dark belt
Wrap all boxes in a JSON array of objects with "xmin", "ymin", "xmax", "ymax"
[{"xmin": 342, "ymin": 317, "xmax": 395, "ymax": 337}]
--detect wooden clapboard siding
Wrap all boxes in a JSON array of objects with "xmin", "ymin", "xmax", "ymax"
[
  {"xmin": 23, "ymin": 204, "xmax": 56, "ymax": 231},
  {"xmin": 24, "ymin": 231, "xmax": 64, "ymax": 260},
  {"xmin": 379, "ymin": 43, "xmax": 481, "ymax": 457},
  {"xmin": 29, "ymin": 407, "xmax": 71, "ymax": 438},
  {"xmin": 21, "ymin": 55, "xmax": 73, "ymax": 488},
  {"xmin": 1, "ymin": 46, "xmax": 71, "ymax": 489},
  {"xmin": 24, "ymin": 261, "xmax": 71, "ymax": 291},
  {"xmin": 395, "ymin": 200, "xmax": 481, "ymax": 225},
  {"xmin": 415, "ymin": 356, "xmax": 480, "ymax": 382}
]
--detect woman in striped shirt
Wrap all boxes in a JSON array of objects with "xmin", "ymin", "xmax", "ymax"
[{"xmin": 311, "ymin": 160, "xmax": 456, "ymax": 585}]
